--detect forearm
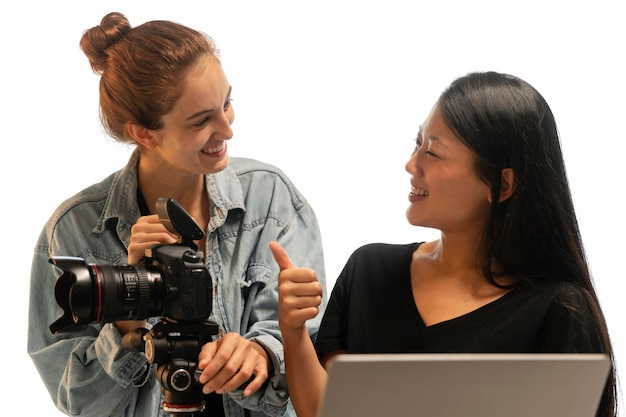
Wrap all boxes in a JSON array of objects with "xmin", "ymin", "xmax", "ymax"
[{"xmin": 282, "ymin": 326, "xmax": 327, "ymax": 417}]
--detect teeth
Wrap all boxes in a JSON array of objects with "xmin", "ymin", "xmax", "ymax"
[
  {"xmin": 411, "ymin": 186, "xmax": 429, "ymax": 196},
  {"xmin": 203, "ymin": 143, "xmax": 224, "ymax": 154}
]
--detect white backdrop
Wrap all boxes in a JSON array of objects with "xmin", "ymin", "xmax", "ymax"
[{"xmin": 2, "ymin": 1, "xmax": 624, "ymax": 415}]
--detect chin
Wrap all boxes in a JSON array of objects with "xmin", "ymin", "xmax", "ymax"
[
  {"xmin": 206, "ymin": 155, "xmax": 230, "ymax": 174},
  {"xmin": 405, "ymin": 210, "xmax": 431, "ymax": 228},
  {"xmin": 405, "ymin": 208, "xmax": 420, "ymax": 226},
  {"xmin": 406, "ymin": 219, "xmax": 421, "ymax": 227}
]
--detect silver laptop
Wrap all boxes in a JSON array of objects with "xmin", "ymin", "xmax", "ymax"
[{"xmin": 318, "ymin": 353, "xmax": 610, "ymax": 417}]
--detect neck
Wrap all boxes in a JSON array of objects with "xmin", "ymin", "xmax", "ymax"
[
  {"xmin": 137, "ymin": 155, "xmax": 210, "ymax": 242},
  {"xmin": 421, "ymin": 229, "xmax": 484, "ymax": 275},
  {"xmin": 426, "ymin": 231, "xmax": 513, "ymax": 287}
]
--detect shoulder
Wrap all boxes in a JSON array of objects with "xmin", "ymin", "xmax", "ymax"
[
  {"xmin": 332, "ymin": 243, "xmax": 420, "ymax": 298},
  {"xmin": 339, "ymin": 242, "xmax": 420, "ymax": 278},
  {"xmin": 228, "ymin": 157, "xmax": 307, "ymax": 208},
  {"xmin": 45, "ymin": 172, "xmax": 118, "ymax": 228},
  {"xmin": 551, "ymin": 281, "xmax": 598, "ymax": 316},
  {"xmin": 519, "ymin": 279, "xmax": 598, "ymax": 320},
  {"xmin": 35, "ymin": 169, "xmax": 125, "ymax": 254},
  {"xmin": 228, "ymin": 157, "xmax": 289, "ymax": 177},
  {"xmin": 520, "ymin": 279, "xmax": 591, "ymax": 302},
  {"xmin": 518, "ymin": 280, "xmax": 608, "ymax": 352},
  {"xmin": 349, "ymin": 242, "xmax": 421, "ymax": 262},
  {"xmin": 44, "ymin": 153, "xmax": 139, "ymax": 230}
]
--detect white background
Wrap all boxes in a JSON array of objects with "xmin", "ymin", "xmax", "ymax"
[{"xmin": 1, "ymin": 1, "xmax": 624, "ymax": 415}]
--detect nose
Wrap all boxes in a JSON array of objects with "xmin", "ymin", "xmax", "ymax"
[
  {"xmin": 215, "ymin": 108, "xmax": 234, "ymax": 140},
  {"xmin": 405, "ymin": 145, "xmax": 425, "ymax": 175}
]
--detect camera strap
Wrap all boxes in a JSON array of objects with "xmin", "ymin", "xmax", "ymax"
[{"xmin": 137, "ymin": 188, "xmax": 151, "ymax": 216}]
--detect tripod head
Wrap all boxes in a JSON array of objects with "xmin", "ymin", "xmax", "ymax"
[{"xmin": 124, "ymin": 319, "xmax": 219, "ymax": 415}]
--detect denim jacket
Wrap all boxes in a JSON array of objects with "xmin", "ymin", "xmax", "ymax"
[{"xmin": 28, "ymin": 150, "xmax": 327, "ymax": 417}]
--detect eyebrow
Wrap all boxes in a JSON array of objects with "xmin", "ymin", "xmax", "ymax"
[{"xmin": 184, "ymin": 85, "xmax": 232, "ymax": 122}]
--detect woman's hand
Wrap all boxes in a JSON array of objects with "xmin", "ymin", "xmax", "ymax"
[
  {"xmin": 197, "ymin": 333, "xmax": 270, "ymax": 397},
  {"xmin": 269, "ymin": 241, "xmax": 323, "ymax": 332},
  {"xmin": 128, "ymin": 214, "xmax": 179, "ymax": 264}
]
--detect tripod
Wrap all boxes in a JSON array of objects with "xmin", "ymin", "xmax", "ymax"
[{"xmin": 124, "ymin": 319, "xmax": 219, "ymax": 416}]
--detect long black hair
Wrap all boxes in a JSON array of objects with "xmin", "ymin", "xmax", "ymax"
[{"xmin": 436, "ymin": 71, "xmax": 616, "ymax": 417}]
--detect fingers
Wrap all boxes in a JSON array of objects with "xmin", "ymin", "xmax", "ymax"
[
  {"xmin": 279, "ymin": 278, "xmax": 323, "ymax": 330},
  {"xmin": 197, "ymin": 334, "xmax": 269, "ymax": 397},
  {"xmin": 128, "ymin": 214, "xmax": 179, "ymax": 263},
  {"xmin": 269, "ymin": 241, "xmax": 295, "ymax": 270}
]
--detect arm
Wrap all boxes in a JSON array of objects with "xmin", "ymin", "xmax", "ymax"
[{"xmin": 269, "ymin": 241, "xmax": 327, "ymax": 417}]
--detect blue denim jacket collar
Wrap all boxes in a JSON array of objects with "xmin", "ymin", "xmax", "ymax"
[{"xmin": 204, "ymin": 160, "xmax": 246, "ymax": 233}]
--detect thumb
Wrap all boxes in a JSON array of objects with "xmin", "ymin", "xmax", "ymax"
[{"xmin": 269, "ymin": 241, "xmax": 296, "ymax": 270}]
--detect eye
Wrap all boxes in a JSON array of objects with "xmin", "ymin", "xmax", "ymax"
[
  {"xmin": 190, "ymin": 98, "xmax": 233, "ymax": 129},
  {"xmin": 192, "ymin": 116, "xmax": 211, "ymax": 129},
  {"xmin": 412, "ymin": 137, "xmax": 438, "ymax": 158},
  {"xmin": 426, "ymin": 148, "xmax": 437, "ymax": 157}
]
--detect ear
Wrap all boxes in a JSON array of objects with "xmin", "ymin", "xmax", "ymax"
[
  {"xmin": 498, "ymin": 167, "xmax": 515, "ymax": 202},
  {"xmin": 487, "ymin": 168, "xmax": 516, "ymax": 203},
  {"xmin": 126, "ymin": 122, "xmax": 157, "ymax": 150}
]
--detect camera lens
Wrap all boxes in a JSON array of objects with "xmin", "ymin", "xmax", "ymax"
[
  {"xmin": 90, "ymin": 263, "xmax": 165, "ymax": 323},
  {"xmin": 49, "ymin": 257, "xmax": 165, "ymax": 333}
]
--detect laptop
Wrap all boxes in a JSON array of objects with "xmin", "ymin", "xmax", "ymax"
[{"xmin": 318, "ymin": 353, "xmax": 610, "ymax": 417}]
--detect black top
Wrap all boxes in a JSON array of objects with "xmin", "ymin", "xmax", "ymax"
[{"xmin": 315, "ymin": 243, "xmax": 605, "ymax": 355}]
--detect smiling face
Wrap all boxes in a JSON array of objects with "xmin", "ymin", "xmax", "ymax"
[
  {"xmin": 405, "ymin": 104, "xmax": 492, "ymax": 238},
  {"xmin": 139, "ymin": 54, "xmax": 234, "ymax": 177}
]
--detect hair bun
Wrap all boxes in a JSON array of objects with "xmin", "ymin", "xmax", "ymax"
[{"xmin": 80, "ymin": 12, "xmax": 132, "ymax": 74}]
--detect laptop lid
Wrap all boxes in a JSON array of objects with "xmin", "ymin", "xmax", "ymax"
[{"xmin": 318, "ymin": 353, "xmax": 610, "ymax": 417}]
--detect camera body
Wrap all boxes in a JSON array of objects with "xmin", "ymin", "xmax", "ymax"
[
  {"xmin": 49, "ymin": 198, "xmax": 211, "ymax": 334},
  {"xmin": 143, "ymin": 243, "xmax": 211, "ymax": 323}
]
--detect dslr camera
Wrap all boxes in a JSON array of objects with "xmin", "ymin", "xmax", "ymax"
[{"xmin": 49, "ymin": 197, "xmax": 218, "ymax": 416}]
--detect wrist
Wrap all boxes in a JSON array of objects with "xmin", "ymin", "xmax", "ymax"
[
  {"xmin": 251, "ymin": 340, "xmax": 274, "ymax": 375},
  {"xmin": 114, "ymin": 320, "xmax": 147, "ymax": 336}
]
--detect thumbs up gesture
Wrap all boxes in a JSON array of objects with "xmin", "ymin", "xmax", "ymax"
[{"xmin": 269, "ymin": 241, "xmax": 324, "ymax": 332}]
